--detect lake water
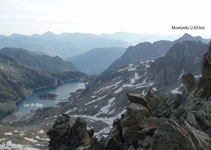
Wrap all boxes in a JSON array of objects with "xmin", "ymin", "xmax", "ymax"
[{"xmin": 15, "ymin": 81, "xmax": 85, "ymax": 117}]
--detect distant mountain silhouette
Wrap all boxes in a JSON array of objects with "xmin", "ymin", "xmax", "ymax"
[
  {"xmin": 0, "ymin": 47, "xmax": 78, "ymax": 72},
  {"xmin": 0, "ymin": 32, "xmax": 129, "ymax": 58}
]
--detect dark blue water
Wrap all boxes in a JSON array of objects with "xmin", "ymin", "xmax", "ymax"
[{"xmin": 15, "ymin": 81, "xmax": 85, "ymax": 117}]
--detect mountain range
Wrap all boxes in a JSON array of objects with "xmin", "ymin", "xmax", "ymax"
[
  {"xmin": 0, "ymin": 32, "xmax": 129, "ymax": 58},
  {"xmin": 1, "ymin": 32, "xmax": 208, "ymax": 60},
  {"xmin": 108, "ymin": 33, "xmax": 210, "ymax": 70}
]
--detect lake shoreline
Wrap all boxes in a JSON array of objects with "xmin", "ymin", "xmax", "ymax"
[{"xmin": 2, "ymin": 79, "xmax": 82, "ymax": 123}]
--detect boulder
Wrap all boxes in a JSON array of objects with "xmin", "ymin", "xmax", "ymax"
[{"xmin": 127, "ymin": 93, "xmax": 151, "ymax": 114}]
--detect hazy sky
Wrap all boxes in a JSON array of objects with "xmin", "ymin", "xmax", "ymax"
[{"xmin": 0, "ymin": 0, "xmax": 210, "ymax": 36}]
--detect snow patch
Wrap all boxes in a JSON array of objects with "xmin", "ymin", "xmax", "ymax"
[
  {"xmin": 0, "ymin": 141, "xmax": 39, "ymax": 150},
  {"xmin": 171, "ymin": 84, "xmax": 183, "ymax": 94},
  {"xmin": 5, "ymin": 132, "xmax": 12, "ymax": 135},
  {"xmin": 135, "ymin": 79, "xmax": 154, "ymax": 89},
  {"xmin": 85, "ymin": 95, "xmax": 107, "ymax": 105},
  {"xmin": 178, "ymin": 70, "xmax": 184, "ymax": 79},
  {"xmin": 65, "ymin": 107, "xmax": 78, "ymax": 114},
  {"xmin": 24, "ymin": 137, "xmax": 37, "ymax": 143},
  {"xmin": 0, "ymin": 138, "xmax": 5, "ymax": 142},
  {"xmin": 114, "ymin": 84, "xmax": 134, "ymax": 94},
  {"xmin": 152, "ymin": 87, "xmax": 157, "ymax": 91},
  {"xmin": 70, "ymin": 108, "xmax": 127, "ymax": 126},
  {"xmin": 38, "ymin": 129, "xmax": 44, "ymax": 134},
  {"xmin": 114, "ymin": 87, "xmax": 123, "ymax": 94},
  {"xmin": 94, "ymin": 81, "xmax": 122, "ymax": 94},
  {"xmin": 194, "ymin": 74, "xmax": 202, "ymax": 78},
  {"xmin": 118, "ymin": 64, "xmax": 138, "ymax": 72},
  {"xmin": 100, "ymin": 98, "xmax": 116, "ymax": 114},
  {"xmin": 94, "ymin": 126, "xmax": 112, "ymax": 140},
  {"xmin": 130, "ymin": 72, "xmax": 141, "ymax": 84}
]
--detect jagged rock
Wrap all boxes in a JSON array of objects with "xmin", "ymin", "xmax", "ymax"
[
  {"xmin": 127, "ymin": 93, "xmax": 151, "ymax": 114},
  {"xmin": 122, "ymin": 103, "xmax": 150, "ymax": 127},
  {"xmin": 182, "ymin": 73, "xmax": 196, "ymax": 94},
  {"xmin": 69, "ymin": 118, "xmax": 92, "ymax": 148},
  {"xmin": 146, "ymin": 92, "xmax": 168, "ymax": 114},
  {"xmin": 104, "ymin": 119, "xmax": 124, "ymax": 150},
  {"xmin": 120, "ymin": 101, "xmax": 154, "ymax": 148},
  {"xmin": 47, "ymin": 115, "xmax": 100, "ymax": 150}
]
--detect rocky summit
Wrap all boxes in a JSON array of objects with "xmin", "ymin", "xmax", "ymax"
[{"xmin": 48, "ymin": 42, "xmax": 211, "ymax": 149}]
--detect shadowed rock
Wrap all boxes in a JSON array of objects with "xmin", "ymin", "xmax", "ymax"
[
  {"xmin": 195, "ymin": 41, "xmax": 211, "ymax": 98},
  {"xmin": 47, "ymin": 114, "xmax": 101, "ymax": 150}
]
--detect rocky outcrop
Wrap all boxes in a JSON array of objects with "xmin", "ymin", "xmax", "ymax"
[
  {"xmin": 47, "ymin": 114, "xmax": 101, "ymax": 150},
  {"xmin": 102, "ymin": 94, "xmax": 211, "ymax": 150}
]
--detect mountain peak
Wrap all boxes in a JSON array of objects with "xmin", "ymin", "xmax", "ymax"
[
  {"xmin": 43, "ymin": 31, "xmax": 55, "ymax": 35},
  {"xmin": 182, "ymin": 33, "xmax": 193, "ymax": 38}
]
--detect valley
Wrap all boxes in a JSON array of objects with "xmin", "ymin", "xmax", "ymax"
[{"xmin": 0, "ymin": 33, "xmax": 211, "ymax": 150}]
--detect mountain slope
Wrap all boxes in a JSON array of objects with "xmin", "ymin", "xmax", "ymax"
[
  {"xmin": 108, "ymin": 33, "xmax": 210, "ymax": 70},
  {"xmin": 0, "ymin": 53, "xmax": 87, "ymax": 120},
  {"xmin": 67, "ymin": 47, "xmax": 126, "ymax": 75},
  {"xmin": 0, "ymin": 47, "xmax": 78, "ymax": 72},
  {"xmin": 108, "ymin": 40, "xmax": 172, "ymax": 69},
  {"xmin": 148, "ymin": 40, "xmax": 208, "ymax": 92}
]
